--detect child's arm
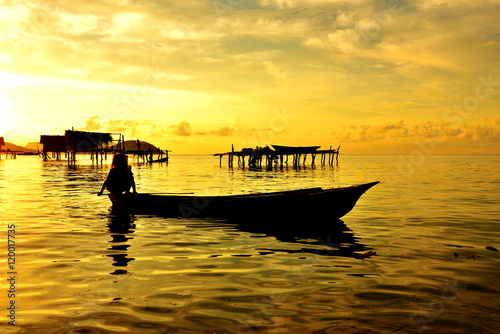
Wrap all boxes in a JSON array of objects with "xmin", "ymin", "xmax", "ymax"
[{"xmin": 97, "ymin": 179, "xmax": 108, "ymax": 196}]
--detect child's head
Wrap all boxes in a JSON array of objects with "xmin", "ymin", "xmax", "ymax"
[{"xmin": 111, "ymin": 153, "xmax": 128, "ymax": 169}]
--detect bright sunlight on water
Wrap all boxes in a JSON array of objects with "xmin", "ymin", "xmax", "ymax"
[{"xmin": 1, "ymin": 154, "xmax": 499, "ymax": 333}]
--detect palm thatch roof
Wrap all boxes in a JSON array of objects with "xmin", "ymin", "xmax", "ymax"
[
  {"xmin": 40, "ymin": 135, "xmax": 70, "ymax": 152},
  {"xmin": 65, "ymin": 130, "xmax": 113, "ymax": 152},
  {"xmin": 0, "ymin": 137, "xmax": 4, "ymax": 147}
]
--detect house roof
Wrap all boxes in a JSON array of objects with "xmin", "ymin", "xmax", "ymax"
[
  {"xmin": 65, "ymin": 130, "xmax": 113, "ymax": 152},
  {"xmin": 40, "ymin": 135, "xmax": 70, "ymax": 152}
]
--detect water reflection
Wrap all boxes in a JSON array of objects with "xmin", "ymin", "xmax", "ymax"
[
  {"xmin": 112, "ymin": 197, "xmax": 368, "ymax": 259},
  {"xmin": 106, "ymin": 208, "xmax": 136, "ymax": 275},
  {"xmin": 171, "ymin": 214, "xmax": 368, "ymax": 259},
  {"xmin": 235, "ymin": 218, "xmax": 367, "ymax": 257},
  {"xmin": 41, "ymin": 161, "xmax": 105, "ymax": 197}
]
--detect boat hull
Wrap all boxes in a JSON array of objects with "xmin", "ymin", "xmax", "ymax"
[
  {"xmin": 108, "ymin": 182, "xmax": 379, "ymax": 220},
  {"xmin": 271, "ymin": 145, "xmax": 321, "ymax": 154}
]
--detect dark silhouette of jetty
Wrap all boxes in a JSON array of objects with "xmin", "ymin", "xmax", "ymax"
[
  {"xmin": 0, "ymin": 137, "xmax": 26, "ymax": 159},
  {"xmin": 214, "ymin": 144, "xmax": 340, "ymax": 168},
  {"xmin": 39, "ymin": 130, "xmax": 169, "ymax": 165},
  {"xmin": 0, "ymin": 137, "xmax": 6, "ymax": 159}
]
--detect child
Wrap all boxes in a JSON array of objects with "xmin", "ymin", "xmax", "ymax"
[{"xmin": 97, "ymin": 153, "xmax": 137, "ymax": 196}]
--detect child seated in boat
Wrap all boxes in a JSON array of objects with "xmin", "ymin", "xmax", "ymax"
[{"xmin": 97, "ymin": 153, "xmax": 137, "ymax": 196}]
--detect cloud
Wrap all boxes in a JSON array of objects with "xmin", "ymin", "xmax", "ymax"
[
  {"xmin": 260, "ymin": 0, "xmax": 369, "ymax": 9},
  {"xmin": 82, "ymin": 115, "xmax": 102, "ymax": 131},
  {"xmin": 171, "ymin": 121, "xmax": 191, "ymax": 136},
  {"xmin": 215, "ymin": 126, "xmax": 234, "ymax": 136},
  {"xmin": 195, "ymin": 126, "xmax": 236, "ymax": 137},
  {"xmin": 78, "ymin": 117, "xmax": 161, "ymax": 141},
  {"xmin": 331, "ymin": 118, "xmax": 500, "ymax": 146}
]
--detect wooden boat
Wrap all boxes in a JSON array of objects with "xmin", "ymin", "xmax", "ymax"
[
  {"xmin": 108, "ymin": 181, "xmax": 379, "ymax": 220},
  {"xmin": 148, "ymin": 157, "xmax": 169, "ymax": 163},
  {"xmin": 271, "ymin": 145, "xmax": 321, "ymax": 154}
]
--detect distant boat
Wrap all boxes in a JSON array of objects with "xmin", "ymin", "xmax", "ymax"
[
  {"xmin": 148, "ymin": 157, "xmax": 169, "ymax": 163},
  {"xmin": 271, "ymin": 145, "xmax": 321, "ymax": 154},
  {"xmin": 108, "ymin": 182, "xmax": 379, "ymax": 220}
]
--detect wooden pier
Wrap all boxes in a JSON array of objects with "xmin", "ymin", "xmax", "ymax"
[
  {"xmin": 0, "ymin": 150, "xmax": 21, "ymax": 159},
  {"xmin": 0, "ymin": 137, "xmax": 20, "ymax": 159},
  {"xmin": 40, "ymin": 130, "xmax": 169, "ymax": 165},
  {"xmin": 214, "ymin": 144, "xmax": 340, "ymax": 168}
]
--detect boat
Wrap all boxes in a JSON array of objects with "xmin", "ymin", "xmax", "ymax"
[
  {"xmin": 108, "ymin": 181, "xmax": 379, "ymax": 220},
  {"xmin": 271, "ymin": 145, "xmax": 321, "ymax": 154},
  {"xmin": 148, "ymin": 157, "xmax": 169, "ymax": 163}
]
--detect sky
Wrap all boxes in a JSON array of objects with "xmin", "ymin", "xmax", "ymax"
[{"xmin": 0, "ymin": 0, "xmax": 499, "ymax": 154}]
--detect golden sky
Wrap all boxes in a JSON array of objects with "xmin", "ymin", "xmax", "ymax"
[{"xmin": 0, "ymin": 0, "xmax": 499, "ymax": 154}]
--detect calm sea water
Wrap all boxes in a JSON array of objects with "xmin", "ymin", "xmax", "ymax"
[{"xmin": 1, "ymin": 154, "xmax": 499, "ymax": 334}]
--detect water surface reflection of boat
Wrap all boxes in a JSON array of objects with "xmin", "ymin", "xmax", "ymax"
[{"xmin": 234, "ymin": 218, "xmax": 368, "ymax": 258}]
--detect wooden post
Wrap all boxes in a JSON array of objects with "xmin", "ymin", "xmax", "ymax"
[{"xmin": 230, "ymin": 144, "xmax": 234, "ymax": 168}]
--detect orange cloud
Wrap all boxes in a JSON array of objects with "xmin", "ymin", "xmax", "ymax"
[
  {"xmin": 332, "ymin": 117, "xmax": 500, "ymax": 147},
  {"xmin": 82, "ymin": 115, "xmax": 102, "ymax": 131},
  {"xmin": 171, "ymin": 121, "xmax": 191, "ymax": 137}
]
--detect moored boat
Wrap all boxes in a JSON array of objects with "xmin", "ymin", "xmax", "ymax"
[
  {"xmin": 271, "ymin": 145, "xmax": 321, "ymax": 154},
  {"xmin": 148, "ymin": 157, "xmax": 169, "ymax": 163},
  {"xmin": 108, "ymin": 181, "xmax": 379, "ymax": 220}
]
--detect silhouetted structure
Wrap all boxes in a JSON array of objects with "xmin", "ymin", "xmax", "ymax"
[
  {"xmin": 39, "ymin": 129, "xmax": 169, "ymax": 165},
  {"xmin": 0, "ymin": 137, "xmax": 19, "ymax": 159},
  {"xmin": 40, "ymin": 135, "xmax": 70, "ymax": 160},
  {"xmin": 40, "ymin": 130, "xmax": 119, "ymax": 163},
  {"xmin": 214, "ymin": 144, "xmax": 340, "ymax": 168}
]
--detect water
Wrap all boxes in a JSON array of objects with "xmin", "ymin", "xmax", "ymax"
[{"xmin": 1, "ymin": 154, "xmax": 499, "ymax": 333}]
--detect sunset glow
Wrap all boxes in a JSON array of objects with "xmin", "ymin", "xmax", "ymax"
[{"xmin": 0, "ymin": 1, "xmax": 499, "ymax": 153}]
